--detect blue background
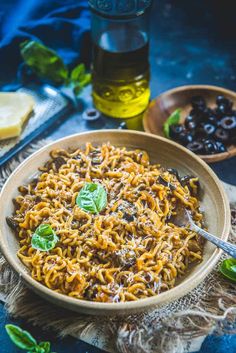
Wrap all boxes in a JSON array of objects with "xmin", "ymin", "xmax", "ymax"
[{"xmin": 0, "ymin": 0, "xmax": 236, "ymax": 352}]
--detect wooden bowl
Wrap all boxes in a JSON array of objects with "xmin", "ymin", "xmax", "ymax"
[
  {"xmin": 143, "ymin": 85, "xmax": 236, "ymax": 163},
  {"xmin": 0, "ymin": 130, "xmax": 231, "ymax": 315}
]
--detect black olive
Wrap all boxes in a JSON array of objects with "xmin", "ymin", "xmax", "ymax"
[
  {"xmin": 216, "ymin": 95, "xmax": 233, "ymax": 109},
  {"xmin": 18, "ymin": 185, "xmax": 28, "ymax": 194},
  {"xmin": 220, "ymin": 116, "xmax": 236, "ymax": 130},
  {"xmin": 169, "ymin": 124, "xmax": 184, "ymax": 139},
  {"xmin": 200, "ymin": 107, "xmax": 213, "ymax": 119},
  {"xmin": 214, "ymin": 128, "xmax": 230, "ymax": 143},
  {"xmin": 215, "ymin": 104, "xmax": 232, "ymax": 117},
  {"xmin": 158, "ymin": 176, "xmax": 169, "ymax": 187},
  {"xmin": 180, "ymin": 175, "xmax": 191, "ymax": 186},
  {"xmin": 204, "ymin": 107, "xmax": 215, "ymax": 116},
  {"xmin": 191, "ymin": 95, "xmax": 206, "ymax": 110},
  {"xmin": 189, "ymin": 109, "xmax": 199, "ymax": 118},
  {"xmin": 54, "ymin": 156, "xmax": 66, "ymax": 171},
  {"xmin": 176, "ymin": 131, "xmax": 194, "ymax": 146},
  {"xmin": 82, "ymin": 108, "xmax": 100, "ymax": 121},
  {"xmin": 186, "ymin": 141, "xmax": 204, "ymax": 154},
  {"xmin": 185, "ymin": 114, "xmax": 196, "ymax": 124},
  {"xmin": 203, "ymin": 139, "xmax": 218, "ymax": 154},
  {"xmin": 207, "ymin": 115, "xmax": 218, "ymax": 126},
  {"xmin": 6, "ymin": 217, "xmax": 19, "ymax": 231},
  {"xmin": 215, "ymin": 141, "xmax": 227, "ymax": 153},
  {"xmin": 189, "ymin": 109, "xmax": 204, "ymax": 123},
  {"xmin": 180, "ymin": 175, "xmax": 200, "ymax": 194},
  {"xmin": 167, "ymin": 168, "xmax": 180, "ymax": 181},
  {"xmin": 185, "ymin": 118, "xmax": 197, "ymax": 130},
  {"xmin": 201, "ymin": 123, "xmax": 216, "ymax": 136},
  {"xmin": 118, "ymin": 122, "xmax": 127, "ymax": 130},
  {"xmin": 158, "ymin": 176, "xmax": 175, "ymax": 190}
]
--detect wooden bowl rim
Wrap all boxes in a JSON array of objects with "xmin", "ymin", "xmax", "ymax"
[
  {"xmin": 143, "ymin": 84, "xmax": 236, "ymax": 163},
  {"xmin": 0, "ymin": 130, "xmax": 231, "ymax": 314}
]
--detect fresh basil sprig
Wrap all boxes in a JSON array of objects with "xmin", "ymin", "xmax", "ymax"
[
  {"xmin": 20, "ymin": 40, "xmax": 91, "ymax": 94},
  {"xmin": 220, "ymin": 258, "xmax": 236, "ymax": 282},
  {"xmin": 76, "ymin": 183, "xmax": 107, "ymax": 214},
  {"xmin": 163, "ymin": 108, "xmax": 182, "ymax": 138},
  {"xmin": 5, "ymin": 324, "xmax": 55, "ymax": 353},
  {"xmin": 70, "ymin": 63, "xmax": 91, "ymax": 96},
  {"xmin": 31, "ymin": 224, "xmax": 59, "ymax": 252}
]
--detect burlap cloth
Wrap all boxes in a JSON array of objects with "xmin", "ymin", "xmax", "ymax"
[{"xmin": 0, "ymin": 141, "xmax": 236, "ymax": 353}]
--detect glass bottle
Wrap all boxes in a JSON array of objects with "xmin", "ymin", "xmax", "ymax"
[{"xmin": 89, "ymin": 0, "xmax": 152, "ymax": 119}]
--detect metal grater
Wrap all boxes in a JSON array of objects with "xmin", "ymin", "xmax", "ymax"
[{"xmin": 0, "ymin": 84, "xmax": 72, "ymax": 166}]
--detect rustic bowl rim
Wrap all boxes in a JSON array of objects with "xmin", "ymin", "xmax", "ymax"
[{"xmin": 0, "ymin": 130, "xmax": 231, "ymax": 314}]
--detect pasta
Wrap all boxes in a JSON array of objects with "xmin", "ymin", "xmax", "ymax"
[{"xmin": 7, "ymin": 143, "xmax": 204, "ymax": 302}]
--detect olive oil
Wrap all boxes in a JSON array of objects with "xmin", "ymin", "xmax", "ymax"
[{"xmin": 92, "ymin": 29, "xmax": 150, "ymax": 118}]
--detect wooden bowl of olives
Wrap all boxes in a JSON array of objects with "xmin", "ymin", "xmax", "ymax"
[{"xmin": 143, "ymin": 85, "xmax": 236, "ymax": 163}]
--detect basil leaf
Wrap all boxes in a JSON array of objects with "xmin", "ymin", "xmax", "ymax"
[
  {"xmin": 231, "ymin": 265, "xmax": 236, "ymax": 272},
  {"xmin": 163, "ymin": 108, "xmax": 182, "ymax": 138},
  {"xmin": 70, "ymin": 63, "xmax": 86, "ymax": 83},
  {"xmin": 76, "ymin": 183, "xmax": 107, "ymax": 214},
  {"xmin": 36, "ymin": 224, "xmax": 53, "ymax": 237},
  {"xmin": 31, "ymin": 347, "xmax": 44, "ymax": 353},
  {"xmin": 5, "ymin": 324, "xmax": 37, "ymax": 350},
  {"xmin": 72, "ymin": 73, "xmax": 91, "ymax": 96},
  {"xmin": 31, "ymin": 224, "xmax": 59, "ymax": 252},
  {"xmin": 39, "ymin": 341, "xmax": 51, "ymax": 353},
  {"xmin": 20, "ymin": 40, "xmax": 68, "ymax": 84},
  {"xmin": 79, "ymin": 73, "xmax": 91, "ymax": 87},
  {"xmin": 220, "ymin": 258, "xmax": 236, "ymax": 282}
]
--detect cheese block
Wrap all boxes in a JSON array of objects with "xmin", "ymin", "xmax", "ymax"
[{"xmin": 0, "ymin": 92, "xmax": 35, "ymax": 140}]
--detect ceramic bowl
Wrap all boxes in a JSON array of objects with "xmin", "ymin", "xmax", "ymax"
[
  {"xmin": 143, "ymin": 85, "xmax": 236, "ymax": 163},
  {"xmin": 0, "ymin": 130, "xmax": 231, "ymax": 315}
]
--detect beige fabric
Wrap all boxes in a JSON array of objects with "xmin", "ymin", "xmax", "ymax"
[{"xmin": 0, "ymin": 141, "xmax": 236, "ymax": 353}]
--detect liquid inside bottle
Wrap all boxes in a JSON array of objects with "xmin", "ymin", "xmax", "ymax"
[{"xmin": 92, "ymin": 27, "xmax": 150, "ymax": 118}]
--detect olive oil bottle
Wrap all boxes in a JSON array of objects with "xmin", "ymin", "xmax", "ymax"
[{"xmin": 89, "ymin": 0, "xmax": 152, "ymax": 119}]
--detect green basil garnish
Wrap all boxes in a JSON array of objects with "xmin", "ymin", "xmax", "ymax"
[
  {"xmin": 38, "ymin": 341, "xmax": 51, "ymax": 353},
  {"xmin": 5, "ymin": 324, "xmax": 54, "ymax": 353},
  {"xmin": 5, "ymin": 324, "xmax": 37, "ymax": 350},
  {"xmin": 20, "ymin": 40, "xmax": 91, "ymax": 96},
  {"xmin": 220, "ymin": 258, "xmax": 236, "ymax": 282},
  {"xmin": 70, "ymin": 63, "xmax": 91, "ymax": 95},
  {"xmin": 31, "ymin": 224, "xmax": 59, "ymax": 252},
  {"xmin": 76, "ymin": 183, "xmax": 107, "ymax": 214},
  {"xmin": 163, "ymin": 108, "xmax": 182, "ymax": 138}
]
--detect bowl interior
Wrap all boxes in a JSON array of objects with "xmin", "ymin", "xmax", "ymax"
[
  {"xmin": 143, "ymin": 85, "xmax": 236, "ymax": 163},
  {"xmin": 0, "ymin": 131, "xmax": 230, "ymax": 315}
]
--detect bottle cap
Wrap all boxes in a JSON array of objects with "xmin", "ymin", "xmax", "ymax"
[{"xmin": 88, "ymin": 0, "xmax": 152, "ymax": 17}]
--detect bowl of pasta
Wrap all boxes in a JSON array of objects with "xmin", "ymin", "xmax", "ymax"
[{"xmin": 0, "ymin": 130, "xmax": 231, "ymax": 315}]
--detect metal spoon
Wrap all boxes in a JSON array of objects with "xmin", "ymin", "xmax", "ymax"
[
  {"xmin": 186, "ymin": 211, "xmax": 236, "ymax": 259},
  {"xmin": 173, "ymin": 207, "xmax": 236, "ymax": 259}
]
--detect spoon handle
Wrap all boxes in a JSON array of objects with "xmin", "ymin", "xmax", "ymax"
[{"xmin": 190, "ymin": 222, "xmax": 236, "ymax": 259}]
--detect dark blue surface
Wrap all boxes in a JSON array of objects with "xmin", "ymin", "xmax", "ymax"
[
  {"xmin": 0, "ymin": 0, "xmax": 91, "ymax": 85},
  {"xmin": 0, "ymin": 0, "xmax": 236, "ymax": 352}
]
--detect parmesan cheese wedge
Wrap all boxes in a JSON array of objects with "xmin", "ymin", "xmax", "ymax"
[{"xmin": 0, "ymin": 92, "xmax": 35, "ymax": 140}]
